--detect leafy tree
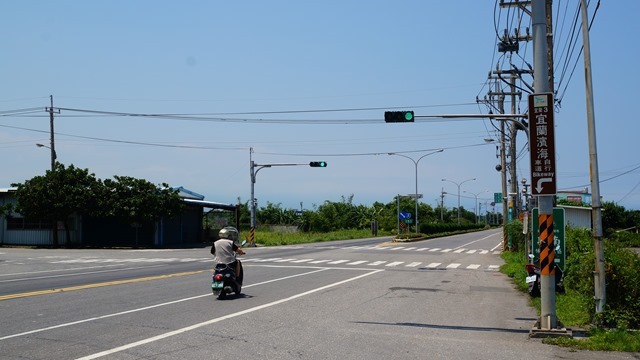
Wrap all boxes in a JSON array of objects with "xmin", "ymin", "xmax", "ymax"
[
  {"xmin": 101, "ymin": 176, "xmax": 183, "ymax": 224},
  {"xmin": 12, "ymin": 162, "xmax": 102, "ymax": 246}
]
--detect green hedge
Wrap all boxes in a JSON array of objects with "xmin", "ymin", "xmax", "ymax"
[
  {"xmin": 420, "ymin": 223, "xmax": 485, "ymax": 235},
  {"xmin": 564, "ymin": 228, "xmax": 640, "ymax": 329}
]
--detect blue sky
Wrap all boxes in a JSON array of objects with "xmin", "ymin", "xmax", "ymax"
[{"xmin": 1, "ymin": 1, "xmax": 639, "ymax": 213}]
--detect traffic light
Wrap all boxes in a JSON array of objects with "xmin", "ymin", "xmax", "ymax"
[
  {"xmin": 384, "ymin": 111, "xmax": 414, "ymax": 123},
  {"xmin": 309, "ymin": 161, "xmax": 327, "ymax": 167}
]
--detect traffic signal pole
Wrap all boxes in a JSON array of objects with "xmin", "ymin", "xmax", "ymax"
[{"xmin": 249, "ymin": 147, "xmax": 327, "ymax": 246}]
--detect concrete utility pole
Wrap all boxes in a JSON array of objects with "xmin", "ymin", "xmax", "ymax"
[
  {"xmin": 531, "ymin": 0, "xmax": 561, "ymax": 332},
  {"xmin": 579, "ymin": 0, "xmax": 606, "ymax": 314},
  {"xmin": 47, "ymin": 95, "xmax": 57, "ymax": 171}
]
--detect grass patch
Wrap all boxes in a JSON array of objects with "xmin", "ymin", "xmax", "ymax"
[
  {"xmin": 239, "ymin": 228, "xmax": 392, "ymax": 246},
  {"xmin": 544, "ymin": 329, "xmax": 640, "ymax": 352},
  {"xmin": 501, "ymin": 248, "xmax": 640, "ymax": 352}
]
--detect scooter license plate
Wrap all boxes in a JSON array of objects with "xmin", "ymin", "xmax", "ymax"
[
  {"xmin": 212, "ymin": 281, "xmax": 224, "ymax": 289},
  {"xmin": 525, "ymin": 275, "xmax": 537, "ymax": 284}
]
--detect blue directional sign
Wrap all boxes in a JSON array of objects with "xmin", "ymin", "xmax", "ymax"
[{"xmin": 399, "ymin": 211, "xmax": 412, "ymax": 220}]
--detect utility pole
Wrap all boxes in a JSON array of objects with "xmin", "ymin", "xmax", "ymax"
[
  {"xmin": 46, "ymin": 95, "xmax": 59, "ymax": 247},
  {"xmin": 531, "ymin": 0, "xmax": 563, "ymax": 333},
  {"xmin": 47, "ymin": 95, "xmax": 57, "ymax": 171},
  {"xmin": 580, "ymin": 0, "xmax": 606, "ymax": 314}
]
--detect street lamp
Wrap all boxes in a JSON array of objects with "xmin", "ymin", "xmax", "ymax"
[
  {"xmin": 388, "ymin": 149, "xmax": 444, "ymax": 233},
  {"xmin": 463, "ymin": 190, "xmax": 488, "ymax": 224},
  {"xmin": 442, "ymin": 177, "xmax": 476, "ymax": 225},
  {"xmin": 36, "ymin": 143, "xmax": 57, "ymax": 171}
]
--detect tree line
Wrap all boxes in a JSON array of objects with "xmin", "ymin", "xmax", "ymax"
[{"xmin": 3, "ymin": 163, "xmax": 183, "ymax": 246}]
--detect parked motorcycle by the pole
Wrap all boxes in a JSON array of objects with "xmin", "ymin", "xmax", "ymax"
[{"xmin": 525, "ymin": 254, "xmax": 564, "ymax": 297}]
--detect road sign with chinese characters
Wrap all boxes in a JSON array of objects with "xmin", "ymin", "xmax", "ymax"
[{"xmin": 528, "ymin": 93, "xmax": 557, "ymax": 195}]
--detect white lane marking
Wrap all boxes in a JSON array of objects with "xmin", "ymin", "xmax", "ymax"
[
  {"xmin": 290, "ymin": 259, "xmax": 314, "ymax": 263},
  {"xmin": 441, "ymin": 249, "xmax": 453, "ymax": 253},
  {"xmin": 479, "ymin": 250, "xmax": 489, "ymax": 255},
  {"xmin": 74, "ymin": 269, "xmax": 383, "ymax": 360},
  {"xmin": 346, "ymin": 260, "xmax": 368, "ymax": 265},
  {"xmin": 0, "ymin": 265, "xmax": 166, "ymax": 283},
  {"xmin": 390, "ymin": 247, "xmax": 405, "ymax": 251},
  {"xmin": 402, "ymin": 247, "xmax": 417, "ymax": 251},
  {"xmin": 446, "ymin": 263, "xmax": 461, "ymax": 269},
  {"xmin": 466, "ymin": 250, "xmax": 477, "ymax": 254},
  {"xmin": 0, "ymin": 264, "xmax": 131, "ymax": 278},
  {"xmin": 454, "ymin": 249, "xmax": 466, "ymax": 253},
  {"xmin": 428, "ymin": 248, "xmax": 441, "ymax": 252},
  {"xmin": 426, "ymin": 262, "xmax": 441, "ymax": 269},
  {"xmin": 273, "ymin": 259, "xmax": 297, "ymax": 263},
  {"xmin": 327, "ymin": 260, "xmax": 350, "ymax": 265},
  {"xmin": 453, "ymin": 232, "xmax": 502, "ymax": 250},
  {"xmin": 488, "ymin": 265, "xmax": 500, "ymax": 271},
  {"xmin": 309, "ymin": 260, "xmax": 331, "ymax": 264},
  {"xmin": 416, "ymin": 248, "xmax": 429, "ymax": 251},
  {"xmin": 405, "ymin": 262, "xmax": 422, "ymax": 267},
  {"xmin": 386, "ymin": 261, "xmax": 404, "ymax": 267},
  {"xmin": 367, "ymin": 261, "xmax": 386, "ymax": 266},
  {"xmin": 466, "ymin": 264, "xmax": 481, "ymax": 270},
  {"xmin": 1, "ymin": 267, "xmax": 334, "ymax": 341}
]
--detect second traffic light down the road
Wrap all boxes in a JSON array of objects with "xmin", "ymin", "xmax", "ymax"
[{"xmin": 309, "ymin": 161, "xmax": 327, "ymax": 167}]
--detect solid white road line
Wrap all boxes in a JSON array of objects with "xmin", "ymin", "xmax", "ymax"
[{"xmin": 74, "ymin": 269, "xmax": 383, "ymax": 360}]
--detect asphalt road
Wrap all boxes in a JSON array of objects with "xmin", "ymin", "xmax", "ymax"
[{"xmin": 1, "ymin": 229, "xmax": 637, "ymax": 359}]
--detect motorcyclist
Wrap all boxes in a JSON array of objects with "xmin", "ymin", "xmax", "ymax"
[{"xmin": 211, "ymin": 226, "xmax": 245, "ymax": 280}]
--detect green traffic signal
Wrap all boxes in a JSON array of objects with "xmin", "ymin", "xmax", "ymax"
[
  {"xmin": 309, "ymin": 161, "xmax": 327, "ymax": 167},
  {"xmin": 384, "ymin": 111, "xmax": 415, "ymax": 123}
]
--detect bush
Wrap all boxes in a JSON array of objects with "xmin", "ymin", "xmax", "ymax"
[
  {"xmin": 564, "ymin": 228, "xmax": 640, "ymax": 329},
  {"xmin": 420, "ymin": 222, "xmax": 484, "ymax": 235},
  {"xmin": 505, "ymin": 220, "xmax": 527, "ymax": 252},
  {"xmin": 611, "ymin": 231, "xmax": 640, "ymax": 248}
]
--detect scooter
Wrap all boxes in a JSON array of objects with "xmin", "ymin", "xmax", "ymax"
[
  {"xmin": 525, "ymin": 253, "xmax": 564, "ymax": 297},
  {"xmin": 211, "ymin": 240, "xmax": 246, "ymax": 300}
]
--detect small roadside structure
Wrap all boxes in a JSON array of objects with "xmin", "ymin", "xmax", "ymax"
[{"xmin": 0, "ymin": 186, "xmax": 237, "ymax": 248}]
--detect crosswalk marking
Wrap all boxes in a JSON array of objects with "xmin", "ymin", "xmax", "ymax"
[
  {"xmin": 466, "ymin": 250, "xmax": 477, "ymax": 254},
  {"xmin": 328, "ymin": 260, "xmax": 350, "ymax": 264},
  {"xmin": 368, "ymin": 261, "xmax": 387, "ymax": 266},
  {"xmin": 428, "ymin": 248, "xmax": 442, "ymax": 252},
  {"xmin": 309, "ymin": 259, "xmax": 331, "ymax": 264},
  {"xmin": 346, "ymin": 260, "xmax": 368, "ymax": 265},
  {"xmin": 441, "ymin": 249, "xmax": 452, "ymax": 253},
  {"xmin": 416, "ymin": 248, "xmax": 429, "ymax": 251},
  {"xmin": 402, "ymin": 247, "xmax": 417, "ymax": 251},
  {"xmin": 45, "ymin": 254, "xmax": 500, "ymax": 272},
  {"xmin": 386, "ymin": 261, "xmax": 404, "ymax": 267}
]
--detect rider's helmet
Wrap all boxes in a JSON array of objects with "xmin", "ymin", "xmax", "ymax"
[{"xmin": 218, "ymin": 226, "xmax": 239, "ymax": 242}]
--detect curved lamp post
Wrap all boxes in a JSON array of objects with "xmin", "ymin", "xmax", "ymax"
[
  {"xmin": 442, "ymin": 177, "xmax": 476, "ymax": 224},
  {"xmin": 464, "ymin": 190, "xmax": 489, "ymax": 224},
  {"xmin": 388, "ymin": 149, "xmax": 444, "ymax": 233}
]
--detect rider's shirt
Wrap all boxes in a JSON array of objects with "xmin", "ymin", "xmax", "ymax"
[{"xmin": 212, "ymin": 239, "xmax": 238, "ymax": 264}]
